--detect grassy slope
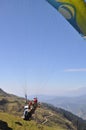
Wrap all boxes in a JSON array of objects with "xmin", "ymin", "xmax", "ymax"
[
  {"xmin": 0, "ymin": 89, "xmax": 77, "ymax": 130},
  {"xmin": 35, "ymin": 105, "xmax": 76, "ymax": 130},
  {"xmin": 0, "ymin": 112, "xmax": 67, "ymax": 130},
  {"xmin": 0, "ymin": 93, "xmax": 68, "ymax": 130}
]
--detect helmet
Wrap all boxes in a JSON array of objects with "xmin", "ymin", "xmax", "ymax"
[{"xmin": 24, "ymin": 105, "xmax": 28, "ymax": 109}]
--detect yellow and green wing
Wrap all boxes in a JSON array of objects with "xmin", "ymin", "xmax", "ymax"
[{"xmin": 47, "ymin": 0, "xmax": 86, "ymax": 38}]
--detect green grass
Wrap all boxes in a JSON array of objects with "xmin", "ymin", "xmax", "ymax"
[
  {"xmin": 0, "ymin": 90, "xmax": 77, "ymax": 130},
  {"xmin": 0, "ymin": 112, "xmax": 68, "ymax": 130}
]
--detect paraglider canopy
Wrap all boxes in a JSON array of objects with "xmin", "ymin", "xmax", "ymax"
[{"xmin": 46, "ymin": 0, "xmax": 86, "ymax": 38}]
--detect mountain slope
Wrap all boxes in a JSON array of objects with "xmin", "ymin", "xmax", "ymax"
[
  {"xmin": 0, "ymin": 107, "xmax": 76, "ymax": 130},
  {"xmin": 0, "ymin": 88, "xmax": 86, "ymax": 130},
  {"xmin": 0, "ymin": 103, "xmax": 86, "ymax": 130},
  {"xmin": 41, "ymin": 103, "xmax": 86, "ymax": 130},
  {"xmin": 0, "ymin": 88, "xmax": 25, "ymax": 116},
  {"xmin": 43, "ymin": 95, "xmax": 86, "ymax": 119}
]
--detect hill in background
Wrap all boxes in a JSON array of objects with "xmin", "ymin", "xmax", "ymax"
[
  {"xmin": 38, "ymin": 95, "xmax": 86, "ymax": 120},
  {"xmin": 0, "ymin": 88, "xmax": 86, "ymax": 130}
]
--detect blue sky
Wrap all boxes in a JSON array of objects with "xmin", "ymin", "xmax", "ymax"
[{"xmin": 0, "ymin": 0, "xmax": 86, "ymax": 96}]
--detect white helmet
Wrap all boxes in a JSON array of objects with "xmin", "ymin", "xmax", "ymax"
[{"xmin": 24, "ymin": 105, "xmax": 28, "ymax": 109}]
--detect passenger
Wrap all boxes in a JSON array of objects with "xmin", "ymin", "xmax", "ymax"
[{"xmin": 23, "ymin": 105, "xmax": 31, "ymax": 120}]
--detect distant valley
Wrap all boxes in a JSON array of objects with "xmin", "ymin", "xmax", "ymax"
[{"xmin": 33, "ymin": 94, "xmax": 86, "ymax": 120}]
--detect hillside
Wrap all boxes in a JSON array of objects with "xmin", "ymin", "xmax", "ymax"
[
  {"xmin": 0, "ymin": 89, "xmax": 86, "ymax": 130},
  {"xmin": 0, "ymin": 88, "xmax": 25, "ymax": 116},
  {"xmin": 0, "ymin": 103, "xmax": 86, "ymax": 130},
  {"xmin": 42, "ymin": 95, "xmax": 86, "ymax": 119}
]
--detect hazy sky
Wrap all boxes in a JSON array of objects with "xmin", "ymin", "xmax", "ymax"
[{"xmin": 0, "ymin": 0, "xmax": 86, "ymax": 96}]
